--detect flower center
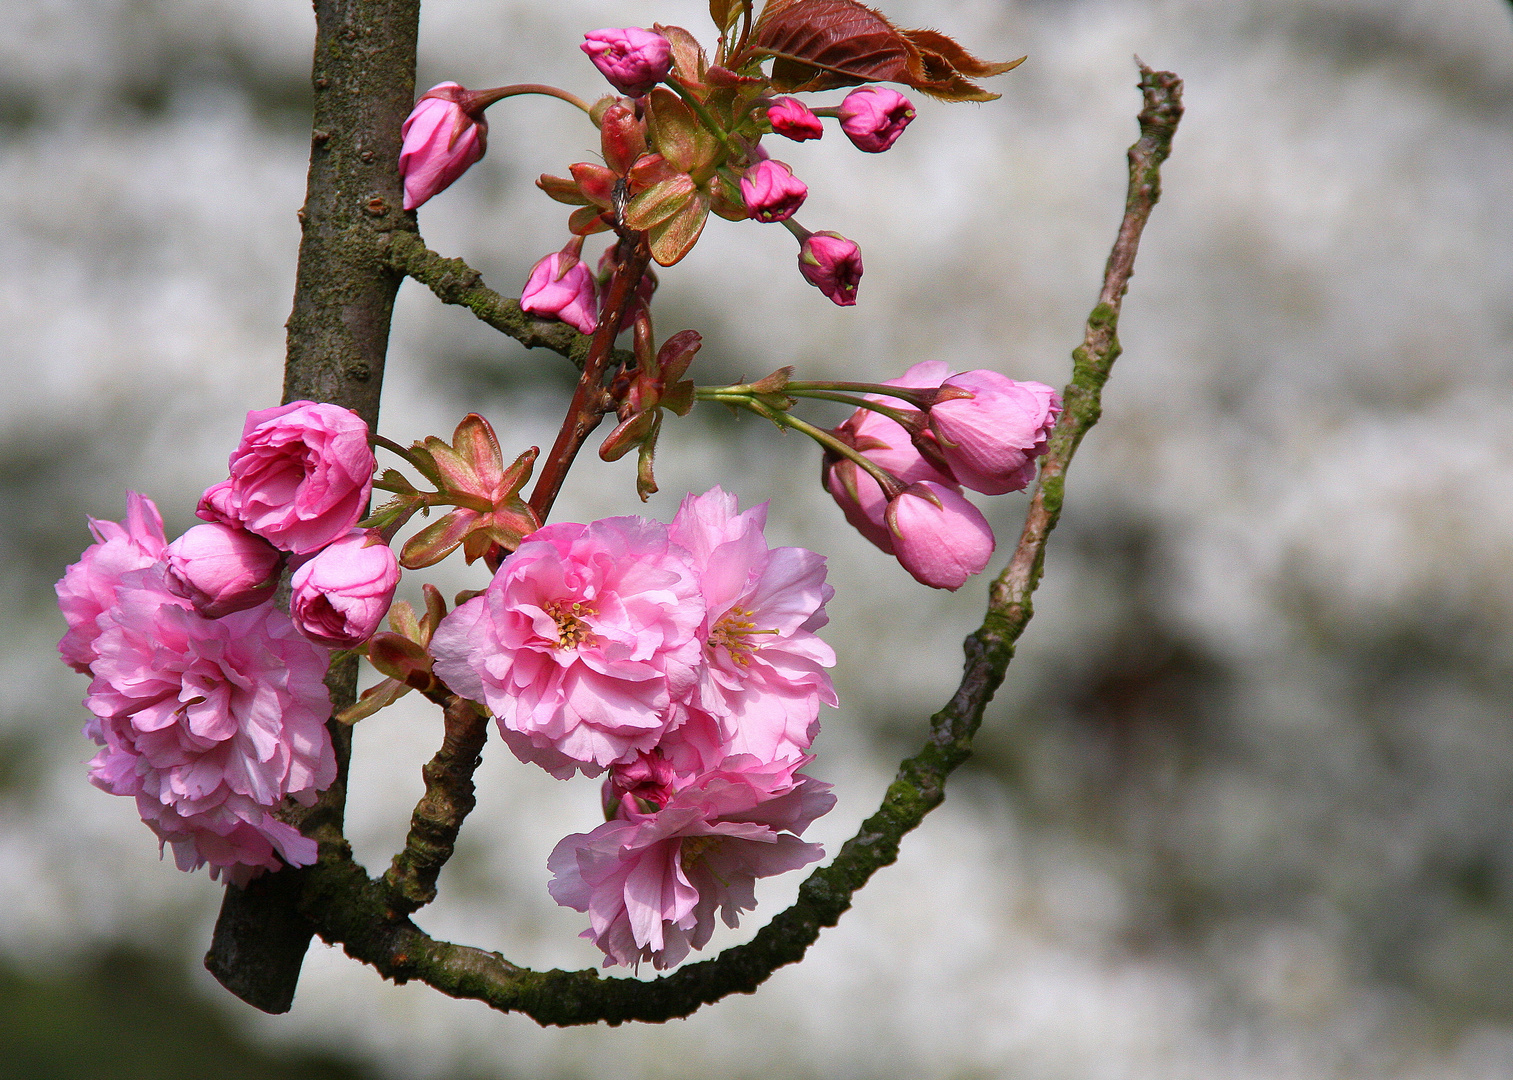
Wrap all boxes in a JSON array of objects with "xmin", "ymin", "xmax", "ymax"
[
  {"xmin": 543, "ymin": 598, "xmax": 597, "ymax": 650},
  {"xmin": 680, "ymin": 834, "xmax": 719, "ymax": 873},
  {"xmin": 706, "ymin": 606, "xmax": 778, "ymax": 666}
]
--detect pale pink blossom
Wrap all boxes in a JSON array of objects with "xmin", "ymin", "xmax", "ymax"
[
  {"xmin": 550, "ymin": 756, "xmax": 834, "ymax": 969},
  {"xmin": 797, "ymin": 231, "xmax": 862, "ymax": 306},
  {"xmin": 164, "ymin": 523, "xmax": 282, "ymax": 618},
  {"xmin": 581, "ymin": 28, "xmax": 672, "ymax": 98},
  {"xmin": 399, "ymin": 82, "xmax": 486, "ymax": 211},
  {"xmin": 663, "ymin": 488, "xmax": 836, "ymax": 771},
  {"xmin": 928, "ymin": 370, "xmax": 1061, "ymax": 495},
  {"xmin": 885, "ymin": 480, "xmax": 996, "ymax": 590},
  {"xmin": 55, "ymin": 492, "xmax": 167, "ymax": 673},
  {"xmin": 740, "ymin": 160, "xmax": 807, "ymax": 223},
  {"xmin": 199, "ymin": 401, "xmax": 375, "ymax": 554},
  {"xmin": 837, "ymin": 86, "xmax": 915, "ymax": 153},
  {"xmin": 520, "ymin": 250, "xmax": 599, "ymax": 335},
  {"xmin": 429, "ymin": 516, "xmax": 703, "ymax": 778},
  {"xmin": 766, "ymin": 97, "xmax": 824, "ymax": 141},
  {"xmin": 290, "ymin": 530, "xmax": 400, "ymax": 648},
  {"xmin": 83, "ymin": 574, "xmax": 334, "ymax": 884}
]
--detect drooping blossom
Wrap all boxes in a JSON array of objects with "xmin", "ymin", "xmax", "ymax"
[
  {"xmin": 164, "ymin": 522, "xmax": 282, "ymax": 618},
  {"xmin": 198, "ymin": 401, "xmax": 375, "ymax": 555},
  {"xmin": 430, "ymin": 515, "xmax": 703, "ymax": 778},
  {"xmin": 885, "ymin": 480, "xmax": 995, "ymax": 590},
  {"xmin": 290, "ymin": 529, "xmax": 400, "ymax": 648},
  {"xmin": 837, "ymin": 87, "xmax": 916, "ymax": 153},
  {"xmin": 662, "ymin": 488, "xmax": 836, "ymax": 772},
  {"xmin": 83, "ymin": 574, "xmax": 335, "ymax": 884},
  {"xmin": 521, "ymin": 248, "xmax": 599, "ymax": 335},
  {"xmin": 797, "ymin": 231, "xmax": 862, "ymax": 306},
  {"xmin": 766, "ymin": 97, "xmax": 824, "ymax": 141},
  {"xmin": 927, "ymin": 370, "xmax": 1061, "ymax": 495},
  {"xmin": 398, "ymin": 82, "xmax": 487, "ymax": 211},
  {"xmin": 580, "ymin": 28, "xmax": 672, "ymax": 98},
  {"xmin": 55, "ymin": 492, "xmax": 167, "ymax": 673},
  {"xmin": 740, "ymin": 160, "xmax": 808, "ymax": 223},
  {"xmin": 549, "ymin": 755, "xmax": 834, "ymax": 969}
]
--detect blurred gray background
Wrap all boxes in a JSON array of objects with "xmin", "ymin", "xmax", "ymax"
[{"xmin": 4, "ymin": 0, "xmax": 1513, "ymax": 1077}]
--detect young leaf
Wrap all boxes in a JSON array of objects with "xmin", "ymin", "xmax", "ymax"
[
  {"xmin": 537, "ymin": 173, "xmax": 591, "ymax": 206},
  {"xmin": 625, "ymin": 174, "xmax": 698, "ymax": 231},
  {"xmin": 648, "ymin": 190, "xmax": 710, "ymax": 266}
]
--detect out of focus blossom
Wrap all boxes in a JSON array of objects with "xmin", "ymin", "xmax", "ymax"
[
  {"xmin": 885, "ymin": 480, "xmax": 996, "ymax": 590},
  {"xmin": 197, "ymin": 401, "xmax": 374, "ymax": 555},
  {"xmin": 399, "ymin": 82, "xmax": 487, "ymax": 211},
  {"xmin": 837, "ymin": 87, "xmax": 915, "ymax": 153},
  {"xmin": 740, "ymin": 160, "xmax": 808, "ymax": 223},
  {"xmin": 290, "ymin": 530, "xmax": 400, "ymax": 648},
  {"xmin": 766, "ymin": 97, "xmax": 824, "ymax": 141},
  {"xmin": 55, "ymin": 492, "xmax": 166, "ymax": 673},
  {"xmin": 580, "ymin": 28, "xmax": 672, "ymax": 97},
  {"xmin": 164, "ymin": 522, "xmax": 282, "ymax": 618},
  {"xmin": 798, "ymin": 231, "xmax": 862, "ymax": 306},
  {"xmin": 928, "ymin": 370, "xmax": 1061, "ymax": 495},
  {"xmin": 521, "ymin": 248, "xmax": 599, "ymax": 335}
]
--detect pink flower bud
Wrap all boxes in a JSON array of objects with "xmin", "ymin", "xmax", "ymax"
[
  {"xmin": 798, "ymin": 232, "xmax": 862, "ymax": 306},
  {"xmin": 399, "ymin": 82, "xmax": 487, "ymax": 211},
  {"xmin": 201, "ymin": 401, "xmax": 375, "ymax": 555},
  {"xmin": 164, "ymin": 523, "xmax": 283, "ymax": 618},
  {"xmin": 766, "ymin": 97, "xmax": 824, "ymax": 141},
  {"xmin": 740, "ymin": 159, "xmax": 808, "ymax": 223},
  {"xmin": 884, "ymin": 481, "xmax": 995, "ymax": 591},
  {"xmin": 521, "ymin": 250, "xmax": 599, "ymax": 335},
  {"xmin": 289, "ymin": 531, "xmax": 400, "ymax": 648},
  {"xmin": 837, "ymin": 87, "xmax": 916, "ymax": 153},
  {"xmin": 581, "ymin": 28, "xmax": 673, "ymax": 98},
  {"xmin": 928, "ymin": 371, "xmax": 1062, "ymax": 495}
]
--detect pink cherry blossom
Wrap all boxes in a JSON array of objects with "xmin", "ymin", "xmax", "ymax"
[
  {"xmin": 797, "ymin": 231, "xmax": 862, "ymax": 306},
  {"xmin": 399, "ymin": 82, "xmax": 487, "ymax": 211},
  {"xmin": 164, "ymin": 522, "xmax": 283, "ymax": 618},
  {"xmin": 520, "ymin": 250, "xmax": 599, "ymax": 335},
  {"xmin": 550, "ymin": 755, "xmax": 834, "ymax": 969},
  {"xmin": 581, "ymin": 28, "xmax": 673, "ymax": 98},
  {"xmin": 290, "ymin": 529, "xmax": 400, "ymax": 648},
  {"xmin": 766, "ymin": 97, "xmax": 824, "ymax": 141},
  {"xmin": 928, "ymin": 370, "xmax": 1062, "ymax": 495},
  {"xmin": 429, "ymin": 515, "xmax": 703, "ymax": 778},
  {"xmin": 55, "ymin": 492, "xmax": 167, "ymax": 673},
  {"xmin": 198, "ymin": 401, "xmax": 375, "ymax": 555},
  {"xmin": 837, "ymin": 87, "xmax": 916, "ymax": 153},
  {"xmin": 739, "ymin": 160, "xmax": 808, "ymax": 223},
  {"xmin": 885, "ymin": 480, "xmax": 996, "ymax": 590},
  {"xmin": 83, "ymin": 573, "xmax": 335, "ymax": 884},
  {"xmin": 662, "ymin": 488, "xmax": 836, "ymax": 771}
]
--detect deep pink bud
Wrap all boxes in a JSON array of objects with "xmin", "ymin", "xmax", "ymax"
[
  {"xmin": 289, "ymin": 530, "xmax": 400, "ymax": 648},
  {"xmin": 928, "ymin": 371, "xmax": 1062, "ymax": 495},
  {"xmin": 399, "ymin": 82, "xmax": 487, "ymax": 211},
  {"xmin": 740, "ymin": 160, "xmax": 808, "ymax": 223},
  {"xmin": 521, "ymin": 250, "xmax": 599, "ymax": 335},
  {"xmin": 798, "ymin": 232, "xmax": 862, "ymax": 306},
  {"xmin": 164, "ymin": 523, "xmax": 283, "ymax": 618},
  {"xmin": 581, "ymin": 28, "xmax": 673, "ymax": 98},
  {"xmin": 884, "ymin": 481, "xmax": 995, "ymax": 591},
  {"xmin": 837, "ymin": 87, "xmax": 915, "ymax": 153},
  {"xmin": 766, "ymin": 97, "xmax": 824, "ymax": 141}
]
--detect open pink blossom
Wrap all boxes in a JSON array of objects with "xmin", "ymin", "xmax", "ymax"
[
  {"xmin": 885, "ymin": 480, "xmax": 996, "ymax": 590},
  {"xmin": 83, "ymin": 573, "xmax": 335, "ymax": 884},
  {"xmin": 198, "ymin": 401, "xmax": 375, "ymax": 555},
  {"xmin": 797, "ymin": 231, "xmax": 862, "ymax": 306},
  {"xmin": 740, "ymin": 160, "xmax": 807, "ymax": 223},
  {"xmin": 550, "ymin": 755, "xmax": 834, "ymax": 969},
  {"xmin": 290, "ymin": 529, "xmax": 400, "ymax": 648},
  {"xmin": 837, "ymin": 86, "xmax": 916, "ymax": 153},
  {"xmin": 164, "ymin": 522, "xmax": 282, "ymax": 618},
  {"xmin": 928, "ymin": 370, "xmax": 1061, "ymax": 494},
  {"xmin": 766, "ymin": 97, "xmax": 824, "ymax": 141},
  {"xmin": 662, "ymin": 488, "xmax": 836, "ymax": 771},
  {"xmin": 56, "ymin": 492, "xmax": 167, "ymax": 673},
  {"xmin": 521, "ymin": 249, "xmax": 599, "ymax": 335},
  {"xmin": 430, "ymin": 515, "xmax": 703, "ymax": 778},
  {"xmin": 581, "ymin": 28, "xmax": 672, "ymax": 98},
  {"xmin": 399, "ymin": 82, "xmax": 487, "ymax": 211}
]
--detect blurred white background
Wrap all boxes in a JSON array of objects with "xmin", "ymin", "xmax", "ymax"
[{"xmin": 3, "ymin": 1, "xmax": 1513, "ymax": 1077}]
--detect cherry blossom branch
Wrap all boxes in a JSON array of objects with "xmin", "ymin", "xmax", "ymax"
[{"xmin": 274, "ymin": 60, "xmax": 1183, "ymax": 1025}]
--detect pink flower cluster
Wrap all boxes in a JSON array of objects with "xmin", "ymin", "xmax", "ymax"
[
  {"xmin": 431, "ymin": 488, "xmax": 837, "ymax": 968},
  {"xmin": 825, "ymin": 361, "xmax": 1062, "ymax": 590},
  {"xmin": 56, "ymin": 402, "xmax": 394, "ymax": 883}
]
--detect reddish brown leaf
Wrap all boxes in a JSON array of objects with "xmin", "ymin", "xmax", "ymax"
[
  {"xmin": 625, "ymin": 174, "xmax": 698, "ymax": 231},
  {"xmin": 648, "ymin": 190, "xmax": 710, "ymax": 266},
  {"xmin": 654, "ymin": 24, "xmax": 708, "ymax": 86},
  {"xmin": 568, "ymin": 205, "xmax": 612, "ymax": 235},
  {"xmin": 537, "ymin": 173, "xmax": 590, "ymax": 206},
  {"xmin": 569, "ymin": 162, "xmax": 617, "ymax": 208},
  {"xmin": 599, "ymin": 101, "xmax": 647, "ymax": 174}
]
